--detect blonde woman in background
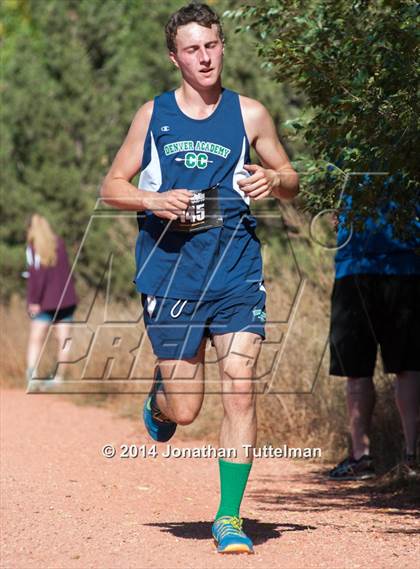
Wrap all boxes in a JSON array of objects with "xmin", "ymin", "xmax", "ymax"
[{"xmin": 26, "ymin": 214, "xmax": 78, "ymax": 383}]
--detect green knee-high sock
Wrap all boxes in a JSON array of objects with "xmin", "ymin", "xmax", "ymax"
[{"xmin": 215, "ymin": 459, "xmax": 252, "ymax": 520}]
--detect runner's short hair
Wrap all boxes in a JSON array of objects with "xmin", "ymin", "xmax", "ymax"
[{"xmin": 165, "ymin": 3, "xmax": 224, "ymax": 53}]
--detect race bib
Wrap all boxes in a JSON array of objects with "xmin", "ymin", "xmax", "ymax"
[{"xmin": 169, "ymin": 184, "xmax": 223, "ymax": 233}]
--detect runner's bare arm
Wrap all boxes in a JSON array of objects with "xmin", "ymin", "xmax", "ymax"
[
  {"xmin": 100, "ymin": 102, "xmax": 191, "ymax": 218},
  {"xmin": 239, "ymin": 97, "xmax": 299, "ymax": 201},
  {"xmin": 100, "ymin": 101, "xmax": 154, "ymax": 210}
]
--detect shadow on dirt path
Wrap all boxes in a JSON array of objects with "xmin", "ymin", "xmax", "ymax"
[{"xmin": 144, "ymin": 518, "xmax": 315, "ymax": 545}]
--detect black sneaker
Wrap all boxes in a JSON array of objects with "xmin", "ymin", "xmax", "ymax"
[{"xmin": 329, "ymin": 455, "xmax": 376, "ymax": 481}]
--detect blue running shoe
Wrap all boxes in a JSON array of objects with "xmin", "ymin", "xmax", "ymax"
[
  {"xmin": 143, "ymin": 368, "xmax": 177, "ymax": 442},
  {"xmin": 212, "ymin": 516, "xmax": 254, "ymax": 554}
]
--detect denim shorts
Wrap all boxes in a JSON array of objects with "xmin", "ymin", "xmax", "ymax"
[
  {"xmin": 32, "ymin": 305, "xmax": 76, "ymax": 323},
  {"xmin": 141, "ymin": 285, "xmax": 266, "ymax": 360}
]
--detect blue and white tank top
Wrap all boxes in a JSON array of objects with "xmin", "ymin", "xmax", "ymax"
[{"xmin": 134, "ymin": 88, "xmax": 263, "ymax": 300}]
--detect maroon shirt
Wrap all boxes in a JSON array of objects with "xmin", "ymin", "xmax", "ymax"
[{"xmin": 26, "ymin": 237, "xmax": 78, "ymax": 312}]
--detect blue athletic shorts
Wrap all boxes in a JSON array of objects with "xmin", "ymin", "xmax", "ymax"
[{"xmin": 141, "ymin": 286, "xmax": 266, "ymax": 360}]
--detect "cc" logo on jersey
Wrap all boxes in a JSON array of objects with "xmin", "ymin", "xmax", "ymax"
[{"xmin": 184, "ymin": 152, "xmax": 209, "ymax": 169}]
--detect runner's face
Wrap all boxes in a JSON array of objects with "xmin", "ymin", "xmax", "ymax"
[{"xmin": 170, "ymin": 23, "xmax": 223, "ymax": 88}]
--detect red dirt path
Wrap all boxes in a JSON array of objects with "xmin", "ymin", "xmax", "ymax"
[{"xmin": 1, "ymin": 388, "xmax": 419, "ymax": 569}]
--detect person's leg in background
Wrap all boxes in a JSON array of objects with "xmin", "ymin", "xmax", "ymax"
[
  {"xmin": 394, "ymin": 371, "xmax": 420, "ymax": 465},
  {"xmin": 347, "ymin": 376, "xmax": 376, "ymax": 460},
  {"xmin": 328, "ymin": 376, "xmax": 377, "ymax": 480},
  {"xmin": 26, "ymin": 318, "xmax": 50, "ymax": 382},
  {"xmin": 53, "ymin": 320, "xmax": 73, "ymax": 382}
]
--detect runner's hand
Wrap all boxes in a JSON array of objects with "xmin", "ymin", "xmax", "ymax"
[
  {"xmin": 143, "ymin": 190, "xmax": 192, "ymax": 220},
  {"xmin": 238, "ymin": 164, "xmax": 278, "ymax": 201}
]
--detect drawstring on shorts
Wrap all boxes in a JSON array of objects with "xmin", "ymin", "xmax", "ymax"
[{"xmin": 170, "ymin": 299, "xmax": 188, "ymax": 319}]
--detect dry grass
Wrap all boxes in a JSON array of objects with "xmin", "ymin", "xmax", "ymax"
[{"xmin": 0, "ymin": 208, "xmax": 412, "ymax": 468}]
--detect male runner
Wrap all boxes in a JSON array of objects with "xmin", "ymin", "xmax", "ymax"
[{"xmin": 101, "ymin": 3, "xmax": 299, "ymax": 554}]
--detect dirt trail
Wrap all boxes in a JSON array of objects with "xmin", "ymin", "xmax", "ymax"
[{"xmin": 1, "ymin": 388, "xmax": 419, "ymax": 569}]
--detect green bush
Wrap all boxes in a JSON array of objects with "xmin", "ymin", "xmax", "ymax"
[{"xmin": 229, "ymin": 0, "xmax": 419, "ymax": 239}]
